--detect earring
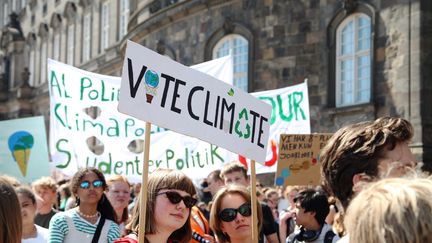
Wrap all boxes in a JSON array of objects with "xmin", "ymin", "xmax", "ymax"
[
  {"xmin": 75, "ymin": 196, "xmax": 80, "ymax": 206},
  {"xmin": 99, "ymin": 194, "xmax": 105, "ymax": 204}
]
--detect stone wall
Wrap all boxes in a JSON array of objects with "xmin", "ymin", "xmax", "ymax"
[{"xmin": 0, "ymin": 0, "xmax": 430, "ymax": 166}]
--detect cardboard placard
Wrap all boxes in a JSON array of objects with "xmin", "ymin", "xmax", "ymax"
[{"xmin": 275, "ymin": 134, "xmax": 332, "ymax": 186}]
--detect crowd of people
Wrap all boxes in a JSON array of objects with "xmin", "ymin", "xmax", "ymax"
[{"xmin": 1, "ymin": 117, "xmax": 432, "ymax": 243}]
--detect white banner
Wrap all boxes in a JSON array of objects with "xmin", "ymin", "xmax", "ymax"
[
  {"xmin": 49, "ymin": 58, "xmax": 309, "ymax": 182},
  {"xmin": 118, "ymin": 41, "xmax": 271, "ymax": 162}
]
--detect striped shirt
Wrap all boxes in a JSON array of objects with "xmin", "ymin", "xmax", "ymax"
[{"xmin": 48, "ymin": 208, "xmax": 120, "ymax": 243}]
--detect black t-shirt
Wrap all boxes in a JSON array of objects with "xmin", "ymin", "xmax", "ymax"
[
  {"xmin": 259, "ymin": 202, "xmax": 278, "ymax": 243},
  {"xmin": 34, "ymin": 208, "xmax": 57, "ymax": 228}
]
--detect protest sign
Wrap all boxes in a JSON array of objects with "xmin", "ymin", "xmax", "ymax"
[
  {"xmin": 246, "ymin": 82, "xmax": 310, "ymax": 173},
  {"xmin": 48, "ymin": 59, "xmax": 310, "ymax": 181},
  {"xmin": 275, "ymin": 134, "xmax": 332, "ymax": 186},
  {"xmin": 117, "ymin": 41, "xmax": 271, "ymax": 243},
  {"xmin": 0, "ymin": 116, "xmax": 49, "ymax": 183},
  {"xmin": 118, "ymin": 40, "xmax": 271, "ymax": 162}
]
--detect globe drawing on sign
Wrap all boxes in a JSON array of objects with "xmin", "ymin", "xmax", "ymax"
[
  {"xmin": 144, "ymin": 69, "xmax": 159, "ymax": 103},
  {"xmin": 145, "ymin": 70, "xmax": 159, "ymax": 88}
]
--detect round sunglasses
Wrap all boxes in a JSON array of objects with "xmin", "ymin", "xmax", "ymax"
[
  {"xmin": 157, "ymin": 191, "xmax": 197, "ymax": 208},
  {"xmin": 219, "ymin": 202, "xmax": 252, "ymax": 222},
  {"xmin": 79, "ymin": 180, "xmax": 103, "ymax": 189}
]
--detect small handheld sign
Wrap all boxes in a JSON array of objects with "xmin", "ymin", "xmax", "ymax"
[{"xmin": 275, "ymin": 134, "xmax": 332, "ymax": 186}]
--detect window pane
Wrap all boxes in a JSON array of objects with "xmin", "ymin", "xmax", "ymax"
[
  {"xmin": 4, "ymin": 3, "xmax": 8, "ymax": 25},
  {"xmin": 357, "ymin": 55, "xmax": 370, "ymax": 79},
  {"xmin": 29, "ymin": 50, "xmax": 35, "ymax": 86},
  {"xmin": 336, "ymin": 14, "xmax": 372, "ymax": 106},
  {"xmin": 213, "ymin": 35, "xmax": 249, "ymax": 92},
  {"xmin": 67, "ymin": 25, "xmax": 74, "ymax": 65},
  {"xmin": 341, "ymin": 21, "xmax": 354, "ymax": 55},
  {"xmin": 101, "ymin": 2, "xmax": 109, "ymax": 49},
  {"xmin": 53, "ymin": 34, "xmax": 60, "ymax": 60},
  {"xmin": 83, "ymin": 14, "xmax": 91, "ymax": 62},
  {"xmin": 41, "ymin": 43, "xmax": 47, "ymax": 84},
  {"xmin": 120, "ymin": 0, "xmax": 129, "ymax": 38},
  {"xmin": 357, "ymin": 17, "xmax": 371, "ymax": 51}
]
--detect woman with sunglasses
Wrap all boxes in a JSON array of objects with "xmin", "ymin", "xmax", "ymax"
[
  {"xmin": 48, "ymin": 167, "xmax": 120, "ymax": 242},
  {"xmin": 209, "ymin": 184, "xmax": 262, "ymax": 243},
  {"xmin": 114, "ymin": 168, "xmax": 197, "ymax": 243}
]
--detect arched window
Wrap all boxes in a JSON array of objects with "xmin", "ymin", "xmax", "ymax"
[
  {"xmin": 51, "ymin": 13, "xmax": 62, "ymax": 62},
  {"xmin": 336, "ymin": 13, "xmax": 372, "ymax": 107},
  {"xmin": 67, "ymin": 23, "xmax": 74, "ymax": 65},
  {"xmin": 27, "ymin": 33, "xmax": 37, "ymax": 86},
  {"xmin": 53, "ymin": 33, "xmax": 60, "ymax": 61},
  {"xmin": 212, "ymin": 34, "xmax": 249, "ymax": 92},
  {"xmin": 3, "ymin": 2, "xmax": 8, "ymax": 26},
  {"xmin": 64, "ymin": 2, "xmax": 76, "ymax": 65},
  {"xmin": 119, "ymin": 0, "xmax": 129, "ymax": 38},
  {"xmin": 37, "ymin": 23, "xmax": 49, "ymax": 85},
  {"xmin": 101, "ymin": 1, "xmax": 110, "ymax": 50},
  {"xmin": 40, "ymin": 41, "xmax": 47, "ymax": 84},
  {"xmin": 82, "ymin": 12, "xmax": 91, "ymax": 62},
  {"xmin": 29, "ymin": 48, "xmax": 35, "ymax": 85}
]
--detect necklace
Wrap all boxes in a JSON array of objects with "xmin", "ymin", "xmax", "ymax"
[
  {"xmin": 22, "ymin": 225, "xmax": 37, "ymax": 239},
  {"xmin": 77, "ymin": 208, "xmax": 99, "ymax": 218}
]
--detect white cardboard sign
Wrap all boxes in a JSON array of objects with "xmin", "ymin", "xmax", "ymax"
[{"xmin": 118, "ymin": 41, "xmax": 271, "ymax": 162}]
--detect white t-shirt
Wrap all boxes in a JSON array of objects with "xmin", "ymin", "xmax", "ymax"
[{"xmin": 22, "ymin": 225, "xmax": 49, "ymax": 243}]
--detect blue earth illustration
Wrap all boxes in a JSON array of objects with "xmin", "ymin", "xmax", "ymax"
[{"xmin": 145, "ymin": 70, "xmax": 159, "ymax": 88}]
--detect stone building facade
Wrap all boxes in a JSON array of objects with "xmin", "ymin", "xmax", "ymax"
[{"xmin": 1, "ymin": 0, "xmax": 431, "ymax": 168}]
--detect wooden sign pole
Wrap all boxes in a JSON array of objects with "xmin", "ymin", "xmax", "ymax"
[
  {"xmin": 138, "ymin": 122, "xmax": 152, "ymax": 243},
  {"xmin": 250, "ymin": 159, "xmax": 259, "ymax": 243}
]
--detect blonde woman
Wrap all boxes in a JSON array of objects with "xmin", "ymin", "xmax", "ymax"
[
  {"xmin": 106, "ymin": 175, "xmax": 131, "ymax": 232},
  {"xmin": 345, "ymin": 177, "xmax": 432, "ymax": 243}
]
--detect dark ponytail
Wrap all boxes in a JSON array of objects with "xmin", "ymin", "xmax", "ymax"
[{"xmin": 97, "ymin": 193, "xmax": 117, "ymax": 222}]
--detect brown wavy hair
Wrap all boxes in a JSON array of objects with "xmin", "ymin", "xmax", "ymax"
[
  {"xmin": 0, "ymin": 177, "xmax": 22, "ymax": 243},
  {"xmin": 320, "ymin": 117, "xmax": 413, "ymax": 209}
]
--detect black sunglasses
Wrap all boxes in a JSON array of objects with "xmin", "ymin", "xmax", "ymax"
[
  {"xmin": 157, "ymin": 191, "xmax": 197, "ymax": 208},
  {"xmin": 219, "ymin": 202, "xmax": 252, "ymax": 222},
  {"xmin": 79, "ymin": 180, "xmax": 103, "ymax": 189}
]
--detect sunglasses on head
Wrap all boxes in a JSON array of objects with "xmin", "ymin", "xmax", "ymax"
[
  {"xmin": 79, "ymin": 180, "xmax": 103, "ymax": 189},
  {"xmin": 157, "ymin": 191, "xmax": 197, "ymax": 208},
  {"xmin": 219, "ymin": 202, "xmax": 252, "ymax": 222}
]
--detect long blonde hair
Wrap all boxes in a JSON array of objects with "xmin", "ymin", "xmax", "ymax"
[
  {"xmin": 345, "ymin": 177, "xmax": 432, "ymax": 243},
  {"xmin": 106, "ymin": 175, "xmax": 131, "ymax": 224}
]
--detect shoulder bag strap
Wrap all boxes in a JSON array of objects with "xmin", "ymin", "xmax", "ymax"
[{"xmin": 91, "ymin": 216, "xmax": 106, "ymax": 243}]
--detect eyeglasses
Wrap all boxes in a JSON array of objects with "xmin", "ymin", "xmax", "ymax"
[
  {"xmin": 79, "ymin": 180, "xmax": 104, "ymax": 189},
  {"xmin": 157, "ymin": 191, "xmax": 197, "ymax": 208},
  {"xmin": 218, "ymin": 203, "xmax": 252, "ymax": 222}
]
